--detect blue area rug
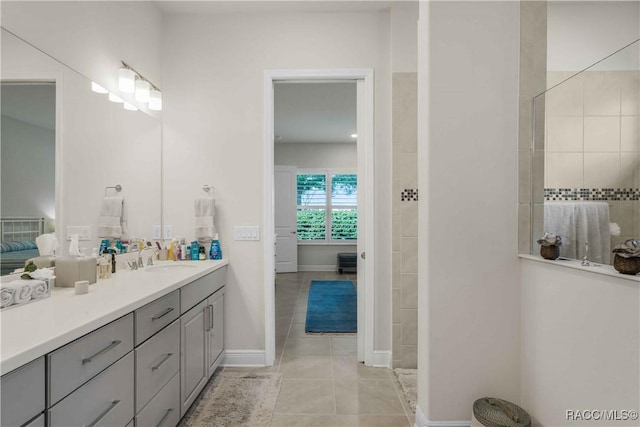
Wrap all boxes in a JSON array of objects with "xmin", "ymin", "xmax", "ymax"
[{"xmin": 305, "ymin": 280, "xmax": 357, "ymax": 333}]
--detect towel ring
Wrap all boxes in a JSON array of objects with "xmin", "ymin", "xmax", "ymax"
[
  {"xmin": 202, "ymin": 185, "xmax": 216, "ymax": 198},
  {"xmin": 105, "ymin": 185, "xmax": 122, "ymax": 196}
]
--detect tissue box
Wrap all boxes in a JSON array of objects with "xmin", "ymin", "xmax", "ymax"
[
  {"xmin": 55, "ymin": 257, "xmax": 97, "ymax": 287},
  {"xmin": 26, "ymin": 256, "xmax": 56, "ymax": 269}
]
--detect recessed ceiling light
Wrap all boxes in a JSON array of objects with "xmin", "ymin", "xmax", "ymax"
[{"xmin": 350, "ymin": 134, "xmax": 357, "ymax": 138}]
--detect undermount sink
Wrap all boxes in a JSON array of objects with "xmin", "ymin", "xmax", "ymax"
[{"xmin": 143, "ymin": 263, "xmax": 199, "ymax": 272}]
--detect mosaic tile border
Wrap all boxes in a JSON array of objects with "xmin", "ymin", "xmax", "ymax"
[
  {"xmin": 544, "ymin": 188, "xmax": 640, "ymax": 201},
  {"xmin": 401, "ymin": 189, "xmax": 418, "ymax": 202}
]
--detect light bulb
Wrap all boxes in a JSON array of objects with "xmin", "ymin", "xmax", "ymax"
[
  {"xmin": 108, "ymin": 92, "xmax": 124, "ymax": 103},
  {"xmin": 148, "ymin": 89, "xmax": 162, "ymax": 111},
  {"xmin": 91, "ymin": 82, "xmax": 108, "ymax": 94},
  {"xmin": 123, "ymin": 102, "xmax": 138, "ymax": 111},
  {"xmin": 118, "ymin": 68, "xmax": 136, "ymax": 93},
  {"xmin": 135, "ymin": 79, "xmax": 150, "ymax": 102}
]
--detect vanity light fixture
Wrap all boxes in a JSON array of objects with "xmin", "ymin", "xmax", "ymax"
[
  {"xmin": 118, "ymin": 67, "xmax": 136, "ymax": 93},
  {"xmin": 91, "ymin": 82, "xmax": 109, "ymax": 94},
  {"xmin": 120, "ymin": 61, "xmax": 162, "ymax": 111},
  {"xmin": 108, "ymin": 92, "xmax": 124, "ymax": 103},
  {"xmin": 123, "ymin": 102, "xmax": 138, "ymax": 111},
  {"xmin": 148, "ymin": 89, "xmax": 162, "ymax": 111}
]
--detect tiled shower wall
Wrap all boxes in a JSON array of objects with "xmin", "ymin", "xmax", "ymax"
[
  {"xmin": 544, "ymin": 70, "xmax": 640, "ymax": 257},
  {"xmin": 392, "ymin": 72, "xmax": 418, "ymax": 369}
]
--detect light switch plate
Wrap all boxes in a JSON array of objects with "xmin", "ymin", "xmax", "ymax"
[
  {"xmin": 234, "ymin": 226, "xmax": 260, "ymax": 241},
  {"xmin": 163, "ymin": 225, "xmax": 173, "ymax": 239},
  {"xmin": 152, "ymin": 225, "xmax": 162, "ymax": 240},
  {"xmin": 66, "ymin": 226, "xmax": 91, "ymax": 241}
]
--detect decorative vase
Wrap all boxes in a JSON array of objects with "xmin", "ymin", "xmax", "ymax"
[
  {"xmin": 613, "ymin": 254, "xmax": 640, "ymax": 275},
  {"xmin": 540, "ymin": 245, "xmax": 560, "ymax": 260}
]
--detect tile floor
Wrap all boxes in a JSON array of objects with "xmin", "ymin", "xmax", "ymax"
[{"xmin": 226, "ymin": 271, "xmax": 413, "ymax": 427}]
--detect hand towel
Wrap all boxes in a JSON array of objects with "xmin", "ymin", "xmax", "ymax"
[
  {"xmin": 194, "ymin": 199, "xmax": 215, "ymax": 242},
  {"xmin": 195, "ymin": 198, "xmax": 215, "ymax": 217},
  {"xmin": 0, "ymin": 287, "xmax": 15, "ymax": 308},
  {"xmin": 98, "ymin": 196, "xmax": 125, "ymax": 238},
  {"xmin": 29, "ymin": 280, "xmax": 49, "ymax": 299},
  {"xmin": 2, "ymin": 281, "xmax": 33, "ymax": 305}
]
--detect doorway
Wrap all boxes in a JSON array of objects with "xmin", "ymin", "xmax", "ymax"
[{"xmin": 263, "ymin": 69, "xmax": 375, "ymax": 366}]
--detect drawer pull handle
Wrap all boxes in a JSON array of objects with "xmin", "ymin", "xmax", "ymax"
[
  {"xmin": 151, "ymin": 353, "xmax": 173, "ymax": 371},
  {"xmin": 155, "ymin": 408, "xmax": 174, "ymax": 427},
  {"xmin": 82, "ymin": 340, "xmax": 121, "ymax": 365},
  {"xmin": 152, "ymin": 307, "xmax": 174, "ymax": 321},
  {"xmin": 209, "ymin": 304, "xmax": 214, "ymax": 330},
  {"xmin": 86, "ymin": 399, "xmax": 120, "ymax": 427}
]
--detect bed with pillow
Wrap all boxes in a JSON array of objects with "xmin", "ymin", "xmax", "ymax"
[{"xmin": 0, "ymin": 218, "xmax": 44, "ymax": 275}]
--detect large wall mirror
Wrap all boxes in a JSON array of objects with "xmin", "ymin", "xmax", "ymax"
[
  {"xmin": 1, "ymin": 28, "xmax": 162, "ymax": 273},
  {"xmin": 531, "ymin": 39, "xmax": 640, "ymax": 265}
]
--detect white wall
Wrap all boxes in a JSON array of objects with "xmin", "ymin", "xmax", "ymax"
[
  {"xmin": 417, "ymin": 1, "xmax": 521, "ymax": 423},
  {"xmin": 161, "ymin": 10, "xmax": 392, "ymax": 354},
  {"xmin": 0, "ymin": 1, "xmax": 163, "ymax": 106},
  {"xmin": 275, "ymin": 142, "xmax": 356, "ymax": 169},
  {"xmin": 521, "ymin": 259, "xmax": 639, "ymax": 426},
  {"xmin": 391, "ymin": 1, "xmax": 418, "ymax": 73},
  {"xmin": 1, "ymin": 116, "xmax": 55, "ymax": 220},
  {"xmin": 275, "ymin": 142, "xmax": 357, "ymax": 270},
  {"xmin": 547, "ymin": 1, "xmax": 640, "ymax": 71}
]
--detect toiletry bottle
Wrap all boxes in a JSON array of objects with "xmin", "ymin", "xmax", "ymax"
[
  {"xmin": 111, "ymin": 252, "xmax": 116, "ymax": 274},
  {"xmin": 210, "ymin": 234, "xmax": 222, "ymax": 260},
  {"xmin": 199, "ymin": 246, "xmax": 205, "ymax": 260},
  {"xmin": 191, "ymin": 241, "xmax": 199, "ymax": 261}
]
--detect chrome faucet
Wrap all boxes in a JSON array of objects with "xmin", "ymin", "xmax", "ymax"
[
  {"xmin": 581, "ymin": 241, "xmax": 590, "ymax": 266},
  {"xmin": 137, "ymin": 246, "xmax": 158, "ymax": 268}
]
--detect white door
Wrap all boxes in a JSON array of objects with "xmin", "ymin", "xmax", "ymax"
[{"xmin": 275, "ymin": 165, "xmax": 298, "ymax": 273}]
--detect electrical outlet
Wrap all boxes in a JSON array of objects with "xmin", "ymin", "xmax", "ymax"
[
  {"xmin": 163, "ymin": 225, "xmax": 173, "ymax": 239},
  {"xmin": 152, "ymin": 225, "xmax": 162, "ymax": 240},
  {"xmin": 66, "ymin": 226, "xmax": 91, "ymax": 241},
  {"xmin": 234, "ymin": 226, "xmax": 260, "ymax": 241}
]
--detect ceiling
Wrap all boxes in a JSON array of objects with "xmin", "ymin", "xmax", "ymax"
[
  {"xmin": 274, "ymin": 81, "xmax": 356, "ymax": 144},
  {"xmin": 1, "ymin": 83, "xmax": 56, "ymax": 131},
  {"xmin": 155, "ymin": 1, "xmax": 396, "ymax": 15}
]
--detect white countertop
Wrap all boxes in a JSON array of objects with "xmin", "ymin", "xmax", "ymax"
[{"xmin": 0, "ymin": 259, "xmax": 229, "ymax": 374}]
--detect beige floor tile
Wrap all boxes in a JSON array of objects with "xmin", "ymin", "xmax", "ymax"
[
  {"xmin": 331, "ymin": 336, "xmax": 357, "ymax": 355},
  {"xmin": 289, "ymin": 322, "xmax": 310, "ymax": 338},
  {"xmin": 354, "ymin": 379, "xmax": 406, "ymax": 415},
  {"xmin": 336, "ymin": 415, "xmax": 411, "ymax": 426},
  {"xmin": 280, "ymin": 355, "xmax": 333, "ymax": 379},
  {"xmin": 271, "ymin": 414, "xmax": 338, "ymax": 427},
  {"xmin": 284, "ymin": 336, "xmax": 331, "ymax": 356},
  {"xmin": 293, "ymin": 309, "xmax": 307, "ymax": 324},
  {"xmin": 274, "ymin": 379, "xmax": 336, "ymax": 414}
]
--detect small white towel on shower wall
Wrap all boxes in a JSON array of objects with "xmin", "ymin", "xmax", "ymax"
[
  {"xmin": 544, "ymin": 202, "xmax": 611, "ymax": 263},
  {"xmin": 97, "ymin": 196, "xmax": 127, "ymax": 239},
  {"xmin": 194, "ymin": 198, "xmax": 216, "ymax": 242}
]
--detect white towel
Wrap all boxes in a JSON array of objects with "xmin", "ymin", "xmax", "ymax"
[
  {"xmin": 98, "ymin": 196, "xmax": 126, "ymax": 238},
  {"xmin": 29, "ymin": 280, "xmax": 49, "ymax": 299},
  {"xmin": 2, "ymin": 281, "xmax": 33, "ymax": 305},
  {"xmin": 195, "ymin": 216, "xmax": 214, "ymax": 227},
  {"xmin": 0, "ymin": 287, "xmax": 15, "ymax": 308},
  {"xmin": 195, "ymin": 198, "xmax": 215, "ymax": 217},
  {"xmin": 195, "ymin": 226, "xmax": 216, "ymax": 242},
  {"xmin": 544, "ymin": 202, "xmax": 611, "ymax": 263}
]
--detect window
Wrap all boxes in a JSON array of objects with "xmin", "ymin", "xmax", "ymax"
[{"xmin": 297, "ymin": 171, "xmax": 357, "ymax": 242}]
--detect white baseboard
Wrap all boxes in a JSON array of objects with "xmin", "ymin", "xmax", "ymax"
[
  {"xmin": 371, "ymin": 350, "xmax": 392, "ymax": 368},
  {"xmin": 297, "ymin": 264, "xmax": 337, "ymax": 272},
  {"xmin": 222, "ymin": 350, "xmax": 266, "ymax": 366},
  {"xmin": 414, "ymin": 407, "xmax": 470, "ymax": 427}
]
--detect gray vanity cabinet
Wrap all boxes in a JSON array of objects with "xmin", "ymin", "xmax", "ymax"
[
  {"xmin": 0, "ymin": 356, "xmax": 45, "ymax": 427},
  {"xmin": 180, "ymin": 299, "xmax": 208, "ymax": 416},
  {"xmin": 206, "ymin": 289, "xmax": 225, "ymax": 377}
]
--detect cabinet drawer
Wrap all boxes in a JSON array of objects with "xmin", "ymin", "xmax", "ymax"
[
  {"xmin": 135, "ymin": 290, "xmax": 180, "ymax": 345},
  {"xmin": 136, "ymin": 372, "xmax": 180, "ymax": 427},
  {"xmin": 48, "ymin": 313, "xmax": 134, "ymax": 406},
  {"xmin": 136, "ymin": 320, "xmax": 180, "ymax": 412},
  {"xmin": 0, "ymin": 357, "xmax": 44, "ymax": 427},
  {"xmin": 180, "ymin": 267, "xmax": 225, "ymax": 313},
  {"xmin": 49, "ymin": 351, "xmax": 134, "ymax": 427}
]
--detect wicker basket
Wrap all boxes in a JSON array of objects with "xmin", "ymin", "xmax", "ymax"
[
  {"xmin": 540, "ymin": 245, "xmax": 560, "ymax": 260},
  {"xmin": 613, "ymin": 254, "xmax": 640, "ymax": 275}
]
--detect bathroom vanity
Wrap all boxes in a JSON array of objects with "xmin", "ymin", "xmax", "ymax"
[{"xmin": 0, "ymin": 260, "xmax": 227, "ymax": 427}]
